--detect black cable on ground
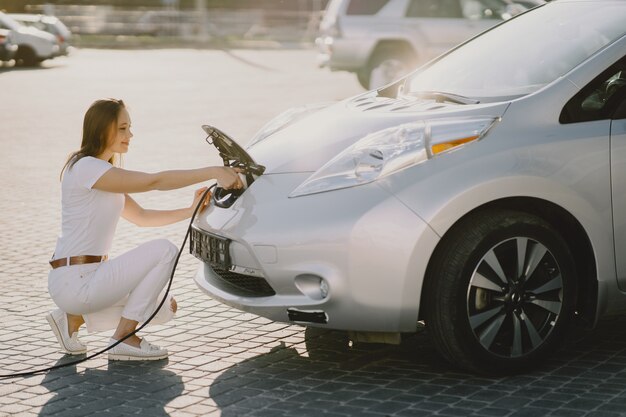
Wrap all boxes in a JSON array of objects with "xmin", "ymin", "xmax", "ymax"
[{"xmin": 0, "ymin": 186, "xmax": 214, "ymax": 379}]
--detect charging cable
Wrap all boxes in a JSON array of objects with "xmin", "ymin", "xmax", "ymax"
[{"xmin": 0, "ymin": 186, "xmax": 215, "ymax": 379}]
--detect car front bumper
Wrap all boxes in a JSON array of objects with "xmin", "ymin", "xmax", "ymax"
[{"xmin": 193, "ymin": 173, "xmax": 440, "ymax": 333}]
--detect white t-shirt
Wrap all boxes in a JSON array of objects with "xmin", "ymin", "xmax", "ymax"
[{"xmin": 53, "ymin": 156, "xmax": 124, "ymax": 259}]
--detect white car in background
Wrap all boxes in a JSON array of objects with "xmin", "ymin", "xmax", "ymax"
[
  {"xmin": 0, "ymin": 11, "xmax": 59, "ymax": 66},
  {"xmin": 10, "ymin": 13, "xmax": 72, "ymax": 56},
  {"xmin": 317, "ymin": 0, "xmax": 542, "ymax": 90},
  {"xmin": 192, "ymin": 0, "xmax": 626, "ymax": 374}
]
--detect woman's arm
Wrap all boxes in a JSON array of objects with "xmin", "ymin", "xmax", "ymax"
[
  {"xmin": 122, "ymin": 188, "xmax": 211, "ymax": 227},
  {"xmin": 93, "ymin": 166, "xmax": 241, "ymax": 194}
]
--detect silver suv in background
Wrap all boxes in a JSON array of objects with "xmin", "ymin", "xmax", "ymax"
[
  {"xmin": 0, "ymin": 11, "xmax": 59, "ymax": 66},
  {"xmin": 10, "ymin": 14, "xmax": 73, "ymax": 56},
  {"xmin": 317, "ymin": 0, "xmax": 542, "ymax": 89}
]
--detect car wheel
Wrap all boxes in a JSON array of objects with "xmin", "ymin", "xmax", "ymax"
[
  {"xmin": 356, "ymin": 69, "xmax": 370, "ymax": 90},
  {"xmin": 15, "ymin": 46, "xmax": 38, "ymax": 67},
  {"xmin": 365, "ymin": 46, "xmax": 416, "ymax": 90},
  {"xmin": 424, "ymin": 210, "xmax": 577, "ymax": 374}
]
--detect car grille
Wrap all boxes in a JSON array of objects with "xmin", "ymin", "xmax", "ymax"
[{"xmin": 211, "ymin": 267, "xmax": 276, "ymax": 297}]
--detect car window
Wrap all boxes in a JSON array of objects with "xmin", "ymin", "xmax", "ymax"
[
  {"xmin": 346, "ymin": 0, "xmax": 390, "ymax": 15},
  {"xmin": 560, "ymin": 57, "xmax": 626, "ymax": 123},
  {"xmin": 21, "ymin": 21, "xmax": 47, "ymax": 32},
  {"xmin": 407, "ymin": 0, "xmax": 463, "ymax": 18},
  {"xmin": 0, "ymin": 14, "xmax": 21, "ymax": 31},
  {"xmin": 460, "ymin": 0, "xmax": 504, "ymax": 19},
  {"xmin": 405, "ymin": 3, "xmax": 626, "ymax": 99}
]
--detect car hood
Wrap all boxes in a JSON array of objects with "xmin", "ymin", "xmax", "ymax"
[{"xmin": 244, "ymin": 93, "xmax": 511, "ymax": 174}]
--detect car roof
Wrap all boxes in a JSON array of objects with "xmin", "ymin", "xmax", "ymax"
[
  {"xmin": 9, "ymin": 13, "xmax": 40, "ymax": 21},
  {"xmin": 10, "ymin": 13, "xmax": 59, "ymax": 23}
]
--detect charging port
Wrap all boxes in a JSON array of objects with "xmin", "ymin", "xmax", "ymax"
[{"xmin": 203, "ymin": 124, "xmax": 266, "ymax": 208}]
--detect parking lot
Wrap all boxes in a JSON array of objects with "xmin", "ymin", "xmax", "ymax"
[{"xmin": 3, "ymin": 48, "xmax": 626, "ymax": 417}]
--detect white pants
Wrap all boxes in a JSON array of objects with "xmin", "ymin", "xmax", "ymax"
[{"xmin": 48, "ymin": 239, "xmax": 178, "ymax": 333}]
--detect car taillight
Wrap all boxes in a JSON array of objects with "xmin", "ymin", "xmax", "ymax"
[
  {"xmin": 0, "ymin": 35, "xmax": 6, "ymax": 44},
  {"xmin": 57, "ymin": 35, "xmax": 65, "ymax": 43}
]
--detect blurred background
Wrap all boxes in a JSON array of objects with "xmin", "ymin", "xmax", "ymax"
[
  {"xmin": 1, "ymin": 0, "xmax": 543, "ymax": 88},
  {"xmin": 1, "ymin": 0, "xmax": 328, "ymax": 49}
]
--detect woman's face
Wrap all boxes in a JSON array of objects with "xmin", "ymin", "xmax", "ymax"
[{"xmin": 106, "ymin": 107, "xmax": 133, "ymax": 154}]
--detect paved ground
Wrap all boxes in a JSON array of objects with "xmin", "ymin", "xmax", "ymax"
[{"xmin": 3, "ymin": 49, "xmax": 626, "ymax": 417}]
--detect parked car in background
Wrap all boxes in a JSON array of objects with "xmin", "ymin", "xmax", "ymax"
[
  {"xmin": 0, "ymin": 11, "xmax": 59, "ymax": 66},
  {"xmin": 10, "ymin": 13, "xmax": 72, "ymax": 56},
  {"xmin": 316, "ymin": 0, "xmax": 543, "ymax": 89},
  {"xmin": 0, "ymin": 28, "xmax": 18, "ymax": 63},
  {"xmin": 192, "ymin": 0, "xmax": 626, "ymax": 374}
]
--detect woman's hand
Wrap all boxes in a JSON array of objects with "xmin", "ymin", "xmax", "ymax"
[
  {"xmin": 213, "ymin": 166, "xmax": 244, "ymax": 190},
  {"xmin": 95, "ymin": 165, "xmax": 245, "ymax": 194},
  {"xmin": 191, "ymin": 187, "xmax": 212, "ymax": 213}
]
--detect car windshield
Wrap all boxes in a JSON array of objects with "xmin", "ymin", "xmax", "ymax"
[
  {"xmin": 405, "ymin": 2, "xmax": 626, "ymax": 99},
  {"xmin": 0, "ymin": 13, "xmax": 22, "ymax": 31}
]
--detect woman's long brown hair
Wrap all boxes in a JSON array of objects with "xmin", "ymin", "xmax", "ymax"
[{"xmin": 60, "ymin": 98, "xmax": 125, "ymax": 179}]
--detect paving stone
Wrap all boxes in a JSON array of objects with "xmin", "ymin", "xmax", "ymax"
[
  {"xmin": 548, "ymin": 410, "xmax": 587, "ymax": 417},
  {"xmin": 469, "ymin": 389, "xmax": 511, "ymax": 402},
  {"xmin": 597, "ymin": 403, "xmax": 626, "ymax": 413},
  {"xmin": 391, "ymin": 394, "xmax": 429, "ymax": 404},
  {"xmin": 454, "ymin": 399, "xmax": 491, "ymax": 410},
  {"xmin": 250, "ymin": 409, "xmax": 286, "ymax": 417},
  {"xmin": 346, "ymin": 399, "xmax": 382, "ymax": 409},
  {"xmin": 396, "ymin": 409, "xmax": 437, "ymax": 417},
  {"xmin": 181, "ymin": 403, "xmax": 218, "ymax": 415},
  {"xmin": 477, "ymin": 407, "xmax": 513, "ymax": 416},
  {"xmin": 509, "ymin": 408, "xmax": 552, "ymax": 417},
  {"xmin": 530, "ymin": 400, "xmax": 566, "ymax": 409},
  {"xmin": 492, "ymin": 397, "xmax": 538, "ymax": 409},
  {"xmin": 0, "ymin": 404, "xmax": 30, "ymax": 414},
  {"xmin": 427, "ymin": 395, "xmax": 463, "ymax": 404},
  {"xmin": 585, "ymin": 412, "xmax": 625, "ymax": 417},
  {"xmin": 436, "ymin": 407, "xmax": 477, "ymax": 416},
  {"xmin": 412, "ymin": 401, "xmax": 449, "ymax": 412},
  {"xmin": 232, "ymin": 396, "xmax": 279, "ymax": 410},
  {"xmin": 265, "ymin": 401, "xmax": 303, "ymax": 411},
  {"xmin": 442, "ymin": 385, "xmax": 483, "ymax": 397},
  {"xmin": 564, "ymin": 399, "xmax": 604, "ymax": 411},
  {"xmin": 330, "ymin": 405, "xmax": 372, "ymax": 415},
  {"xmin": 365, "ymin": 400, "xmax": 408, "ymax": 414}
]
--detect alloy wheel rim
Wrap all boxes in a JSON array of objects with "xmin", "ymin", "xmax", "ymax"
[{"xmin": 466, "ymin": 237, "xmax": 563, "ymax": 358}]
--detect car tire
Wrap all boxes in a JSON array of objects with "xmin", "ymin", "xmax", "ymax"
[
  {"xmin": 15, "ymin": 46, "xmax": 38, "ymax": 67},
  {"xmin": 363, "ymin": 46, "xmax": 416, "ymax": 90},
  {"xmin": 424, "ymin": 209, "xmax": 577, "ymax": 375},
  {"xmin": 356, "ymin": 69, "xmax": 371, "ymax": 90}
]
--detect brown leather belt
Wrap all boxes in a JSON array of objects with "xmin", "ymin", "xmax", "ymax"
[{"xmin": 49, "ymin": 255, "xmax": 108, "ymax": 269}]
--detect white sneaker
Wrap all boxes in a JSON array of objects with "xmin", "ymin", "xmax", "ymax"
[
  {"xmin": 45, "ymin": 309, "xmax": 87, "ymax": 355},
  {"xmin": 107, "ymin": 337, "xmax": 168, "ymax": 361}
]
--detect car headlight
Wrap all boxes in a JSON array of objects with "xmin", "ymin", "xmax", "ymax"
[
  {"xmin": 247, "ymin": 102, "xmax": 332, "ymax": 149},
  {"xmin": 289, "ymin": 117, "xmax": 499, "ymax": 198}
]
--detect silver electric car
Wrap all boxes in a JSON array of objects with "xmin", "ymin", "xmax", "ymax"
[{"xmin": 192, "ymin": 0, "xmax": 626, "ymax": 374}]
